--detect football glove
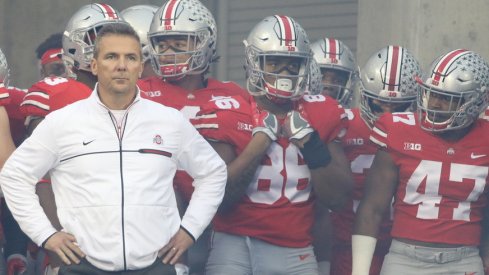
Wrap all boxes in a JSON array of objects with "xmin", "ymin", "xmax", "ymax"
[
  {"xmin": 252, "ymin": 105, "xmax": 279, "ymax": 141},
  {"xmin": 283, "ymin": 109, "xmax": 314, "ymax": 141}
]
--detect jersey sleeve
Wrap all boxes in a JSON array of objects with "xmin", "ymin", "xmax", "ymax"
[
  {"xmin": 21, "ymin": 82, "xmax": 50, "ymax": 117},
  {"xmin": 304, "ymin": 95, "xmax": 349, "ymax": 143},
  {"xmin": 190, "ymin": 95, "xmax": 252, "ymax": 148},
  {"xmin": 21, "ymin": 78, "xmax": 91, "ymax": 117},
  {"xmin": 370, "ymin": 112, "xmax": 392, "ymax": 149}
]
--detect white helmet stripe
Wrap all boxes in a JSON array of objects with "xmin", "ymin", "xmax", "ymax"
[{"xmin": 384, "ymin": 45, "xmax": 403, "ymax": 91}]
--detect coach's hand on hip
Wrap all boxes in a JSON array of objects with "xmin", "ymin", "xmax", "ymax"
[
  {"xmin": 44, "ymin": 231, "xmax": 85, "ymax": 265},
  {"xmin": 158, "ymin": 228, "xmax": 194, "ymax": 265}
]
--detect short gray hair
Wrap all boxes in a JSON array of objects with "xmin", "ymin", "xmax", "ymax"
[{"xmin": 93, "ymin": 23, "xmax": 141, "ymax": 59}]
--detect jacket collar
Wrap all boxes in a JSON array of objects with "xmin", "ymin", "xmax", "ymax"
[{"xmin": 89, "ymin": 83, "xmax": 142, "ymax": 111}]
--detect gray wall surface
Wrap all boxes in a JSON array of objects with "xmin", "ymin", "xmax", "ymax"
[{"xmin": 356, "ymin": 0, "xmax": 489, "ymax": 70}]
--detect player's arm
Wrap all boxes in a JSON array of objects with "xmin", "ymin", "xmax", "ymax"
[
  {"xmin": 209, "ymin": 132, "xmax": 271, "ymax": 213},
  {"xmin": 351, "ymin": 149, "xmax": 398, "ymax": 275},
  {"xmin": 310, "ymin": 140, "xmax": 353, "ymax": 210},
  {"xmin": 0, "ymin": 106, "xmax": 15, "ymax": 170},
  {"xmin": 283, "ymin": 109, "xmax": 353, "ymax": 210}
]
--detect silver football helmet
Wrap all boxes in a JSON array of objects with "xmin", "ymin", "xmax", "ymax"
[
  {"xmin": 148, "ymin": 0, "xmax": 217, "ymax": 78},
  {"xmin": 311, "ymin": 38, "xmax": 357, "ymax": 106},
  {"xmin": 307, "ymin": 59, "xmax": 324, "ymax": 95},
  {"xmin": 0, "ymin": 48, "xmax": 9, "ymax": 87},
  {"xmin": 417, "ymin": 49, "xmax": 489, "ymax": 132},
  {"xmin": 62, "ymin": 3, "xmax": 126, "ymax": 72},
  {"xmin": 244, "ymin": 15, "xmax": 312, "ymax": 101},
  {"xmin": 359, "ymin": 45, "xmax": 421, "ymax": 127},
  {"xmin": 121, "ymin": 5, "xmax": 158, "ymax": 63}
]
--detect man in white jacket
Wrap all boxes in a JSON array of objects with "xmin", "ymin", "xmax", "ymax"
[{"xmin": 0, "ymin": 23, "xmax": 227, "ymax": 274}]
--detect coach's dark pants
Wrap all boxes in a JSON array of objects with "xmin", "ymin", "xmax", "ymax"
[{"xmin": 59, "ymin": 258, "xmax": 176, "ymax": 275}]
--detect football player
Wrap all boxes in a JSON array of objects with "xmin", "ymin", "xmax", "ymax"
[
  {"xmin": 35, "ymin": 33, "xmax": 66, "ymax": 79},
  {"xmin": 310, "ymin": 38, "xmax": 357, "ymax": 107},
  {"xmin": 329, "ymin": 46, "xmax": 421, "ymax": 275},
  {"xmin": 121, "ymin": 4, "xmax": 158, "ymax": 78},
  {"xmin": 0, "ymin": 48, "xmax": 31, "ymax": 275},
  {"xmin": 138, "ymin": 1, "xmax": 248, "ymax": 273},
  {"xmin": 193, "ymin": 15, "xmax": 353, "ymax": 274},
  {"xmin": 353, "ymin": 49, "xmax": 489, "ymax": 274},
  {"xmin": 309, "ymin": 38, "xmax": 359, "ymax": 274}
]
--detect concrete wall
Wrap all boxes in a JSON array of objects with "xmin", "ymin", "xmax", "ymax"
[{"xmin": 356, "ymin": 0, "xmax": 489, "ymax": 70}]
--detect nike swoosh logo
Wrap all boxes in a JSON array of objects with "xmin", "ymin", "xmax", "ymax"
[
  {"xmin": 299, "ymin": 254, "xmax": 310, "ymax": 261},
  {"xmin": 83, "ymin": 140, "xmax": 95, "ymax": 146},
  {"xmin": 471, "ymin": 153, "xmax": 486, "ymax": 159}
]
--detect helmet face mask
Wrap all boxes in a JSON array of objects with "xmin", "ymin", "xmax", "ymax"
[
  {"xmin": 418, "ymin": 84, "xmax": 466, "ymax": 129},
  {"xmin": 63, "ymin": 3, "xmax": 125, "ymax": 72},
  {"xmin": 319, "ymin": 67, "xmax": 352, "ymax": 105},
  {"xmin": 416, "ymin": 49, "xmax": 489, "ymax": 132},
  {"xmin": 149, "ymin": 31, "xmax": 210, "ymax": 78},
  {"xmin": 256, "ymin": 54, "xmax": 309, "ymax": 101},
  {"xmin": 311, "ymin": 38, "xmax": 357, "ymax": 106},
  {"xmin": 244, "ymin": 15, "xmax": 312, "ymax": 102},
  {"xmin": 359, "ymin": 45, "xmax": 421, "ymax": 127},
  {"xmin": 149, "ymin": 0, "xmax": 217, "ymax": 78}
]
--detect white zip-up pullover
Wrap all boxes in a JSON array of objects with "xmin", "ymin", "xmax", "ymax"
[{"xmin": 0, "ymin": 87, "xmax": 227, "ymax": 271}]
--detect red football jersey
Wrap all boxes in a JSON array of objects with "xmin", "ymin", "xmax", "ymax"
[
  {"xmin": 20, "ymin": 77, "xmax": 91, "ymax": 117},
  {"xmin": 195, "ymin": 93, "xmax": 348, "ymax": 248},
  {"xmin": 138, "ymin": 77, "xmax": 249, "ymax": 119},
  {"xmin": 332, "ymin": 108, "xmax": 392, "ymax": 243},
  {"xmin": 138, "ymin": 77, "xmax": 249, "ymax": 201},
  {"xmin": 4, "ymin": 87, "xmax": 27, "ymax": 145},
  {"xmin": 370, "ymin": 112, "xmax": 489, "ymax": 246}
]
